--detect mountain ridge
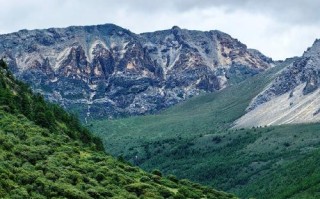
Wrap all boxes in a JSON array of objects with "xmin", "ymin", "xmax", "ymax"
[
  {"xmin": 235, "ymin": 39, "xmax": 320, "ymax": 127},
  {"xmin": 0, "ymin": 23, "xmax": 272, "ymax": 121}
]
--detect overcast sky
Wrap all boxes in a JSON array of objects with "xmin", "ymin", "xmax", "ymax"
[{"xmin": 0, "ymin": 0, "xmax": 319, "ymax": 60}]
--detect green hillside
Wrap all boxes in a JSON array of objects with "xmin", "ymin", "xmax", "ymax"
[
  {"xmin": 242, "ymin": 142, "xmax": 320, "ymax": 199},
  {"xmin": 90, "ymin": 61, "xmax": 286, "ymax": 155},
  {"xmin": 90, "ymin": 59, "xmax": 320, "ymax": 198},
  {"xmin": 0, "ymin": 59, "xmax": 236, "ymax": 199}
]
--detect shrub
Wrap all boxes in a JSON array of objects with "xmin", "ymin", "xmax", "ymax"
[
  {"xmin": 167, "ymin": 174, "xmax": 179, "ymax": 183},
  {"xmin": 140, "ymin": 176, "xmax": 151, "ymax": 183},
  {"xmin": 152, "ymin": 169, "xmax": 162, "ymax": 177},
  {"xmin": 95, "ymin": 172, "xmax": 105, "ymax": 182},
  {"xmin": 125, "ymin": 183, "xmax": 153, "ymax": 197},
  {"xmin": 158, "ymin": 187, "xmax": 174, "ymax": 198},
  {"xmin": 151, "ymin": 175, "xmax": 161, "ymax": 183},
  {"xmin": 178, "ymin": 187, "xmax": 202, "ymax": 199}
]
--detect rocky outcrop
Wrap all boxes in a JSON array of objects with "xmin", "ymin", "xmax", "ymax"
[
  {"xmin": 0, "ymin": 24, "xmax": 272, "ymax": 121},
  {"xmin": 235, "ymin": 40, "xmax": 320, "ymax": 127}
]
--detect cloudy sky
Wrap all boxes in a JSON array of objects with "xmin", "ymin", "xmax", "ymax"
[{"xmin": 0, "ymin": 0, "xmax": 319, "ymax": 60}]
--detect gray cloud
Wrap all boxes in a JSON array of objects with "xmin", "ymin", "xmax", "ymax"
[{"xmin": 172, "ymin": 0, "xmax": 320, "ymax": 25}]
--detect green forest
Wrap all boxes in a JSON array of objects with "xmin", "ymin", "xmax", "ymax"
[{"xmin": 0, "ymin": 59, "xmax": 236, "ymax": 199}]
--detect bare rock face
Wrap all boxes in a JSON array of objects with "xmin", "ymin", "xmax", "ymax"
[
  {"xmin": 235, "ymin": 39, "xmax": 320, "ymax": 127},
  {"xmin": 248, "ymin": 40, "xmax": 320, "ymax": 111},
  {"xmin": 0, "ymin": 24, "xmax": 272, "ymax": 121}
]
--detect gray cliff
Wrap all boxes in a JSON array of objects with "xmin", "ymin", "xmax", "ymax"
[
  {"xmin": 248, "ymin": 39, "xmax": 320, "ymax": 111},
  {"xmin": 0, "ymin": 24, "xmax": 272, "ymax": 121}
]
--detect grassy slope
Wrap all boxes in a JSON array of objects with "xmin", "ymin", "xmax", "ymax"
[
  {"xmin": 90, "ymin": 59, "xmax": 320, "ymax": 198},
  {"xmin": 90, "ymin": 62, "xmax": 284, "ymax": 155},
  {"xmin": 0, "ymin": 60, "xmax": 235, "ymax": 199}
]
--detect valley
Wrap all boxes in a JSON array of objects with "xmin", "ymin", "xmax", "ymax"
[
  {"xmin": 89, "ymin": 58, "xmax": 320, "ymax": 198},
  {"xmin": 1, "ymin": 23, "xmax": 320, "ymax": 199}
]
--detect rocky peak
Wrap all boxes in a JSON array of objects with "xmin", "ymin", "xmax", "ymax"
[
  {"xmin": 235, "ymin": 39, "xmax": 320, "ymax": 127},
  {"xmin": 303, "ymin": 39, "xmax": 320, "ymax": 57},
  {"xmin": 171, "ymin": 25, "xmax": 181, "ymax": 30},
  {"xmin": 0, "ymin": 24, "xmax": 272, "ymax": 121},
  {"xmin": 248, "ymin": 39, "xmax": 320, "ymax": 110}
]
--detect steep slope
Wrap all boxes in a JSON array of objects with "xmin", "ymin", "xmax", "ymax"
[
  {"xmin": 235, "ymin": 39, "xmax": 320, "ymax": 127},
  {"xmin": 90, "ymin": 60, "xmax": 320, "ymax": 198},
  {"xmin": 0, "ymin": 60, "xmax": 236, "ymax": 199},
  {"xmin": 0, "ymin": 24, "xmax": 272, "ymax": 121}
]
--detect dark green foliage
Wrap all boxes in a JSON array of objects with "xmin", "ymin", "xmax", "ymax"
[
  {"xmin": 152, "ymin": 169, "xmax": 163, "ymax": 177},
  {"xmin": 140, "ymin": 176, "xmax": 151, "ymax": 183},
  {"xmin": 242, "ymin": 148, "xmax": 320, "ymax": 199},
  {"xmin": 89, "ymin": 61, "xmax": 320, "ymax": 198},
  {"xmin": 0, "ymin": 59, "xmax": 8, "ymax": 70},
  {"xmin": 167, "ymin": 174, "xmax": 179, "ymax": 183},
  {"xmin": 0, "ymin": 60, "xmax": 236, "ymax": 198},
  {"xmin": 0, "ymin": 59, "xmax": 102, "ymax": 148},
  {"xmin": 125, "ymin": 183, "xmax": 153, "ymax": 197}
]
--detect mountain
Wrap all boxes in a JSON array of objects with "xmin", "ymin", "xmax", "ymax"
[
  {"xmin": 0, "ymin": 60, "xmax": 236, "ymax": 198},
  {"xmin": 89, "ymin": 59, "xmax": 320, "ymax": 199},
  {"xmin": 0, "ymin": 24, "xmax": 272, "ymax": 121},
  {"xmin": 235, "ymin": 39, "xmax": 320, "ymax": 127}
]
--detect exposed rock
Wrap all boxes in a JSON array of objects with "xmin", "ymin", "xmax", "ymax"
[
  {"xmin": 0, "ymin": 24, "xmax": 272, "ymax": 121},
  {"xmin": 248, "ymin": 40, "xmax": 320, "ymax": 111},
  {"xmin": 235, "ymin": 40, "xmax": 320, "ymax": 127}
]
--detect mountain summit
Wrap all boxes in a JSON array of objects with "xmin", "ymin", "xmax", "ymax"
[{"xmin": 0, "ymin": 24, "xmax": 272, "ymax": 120}]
